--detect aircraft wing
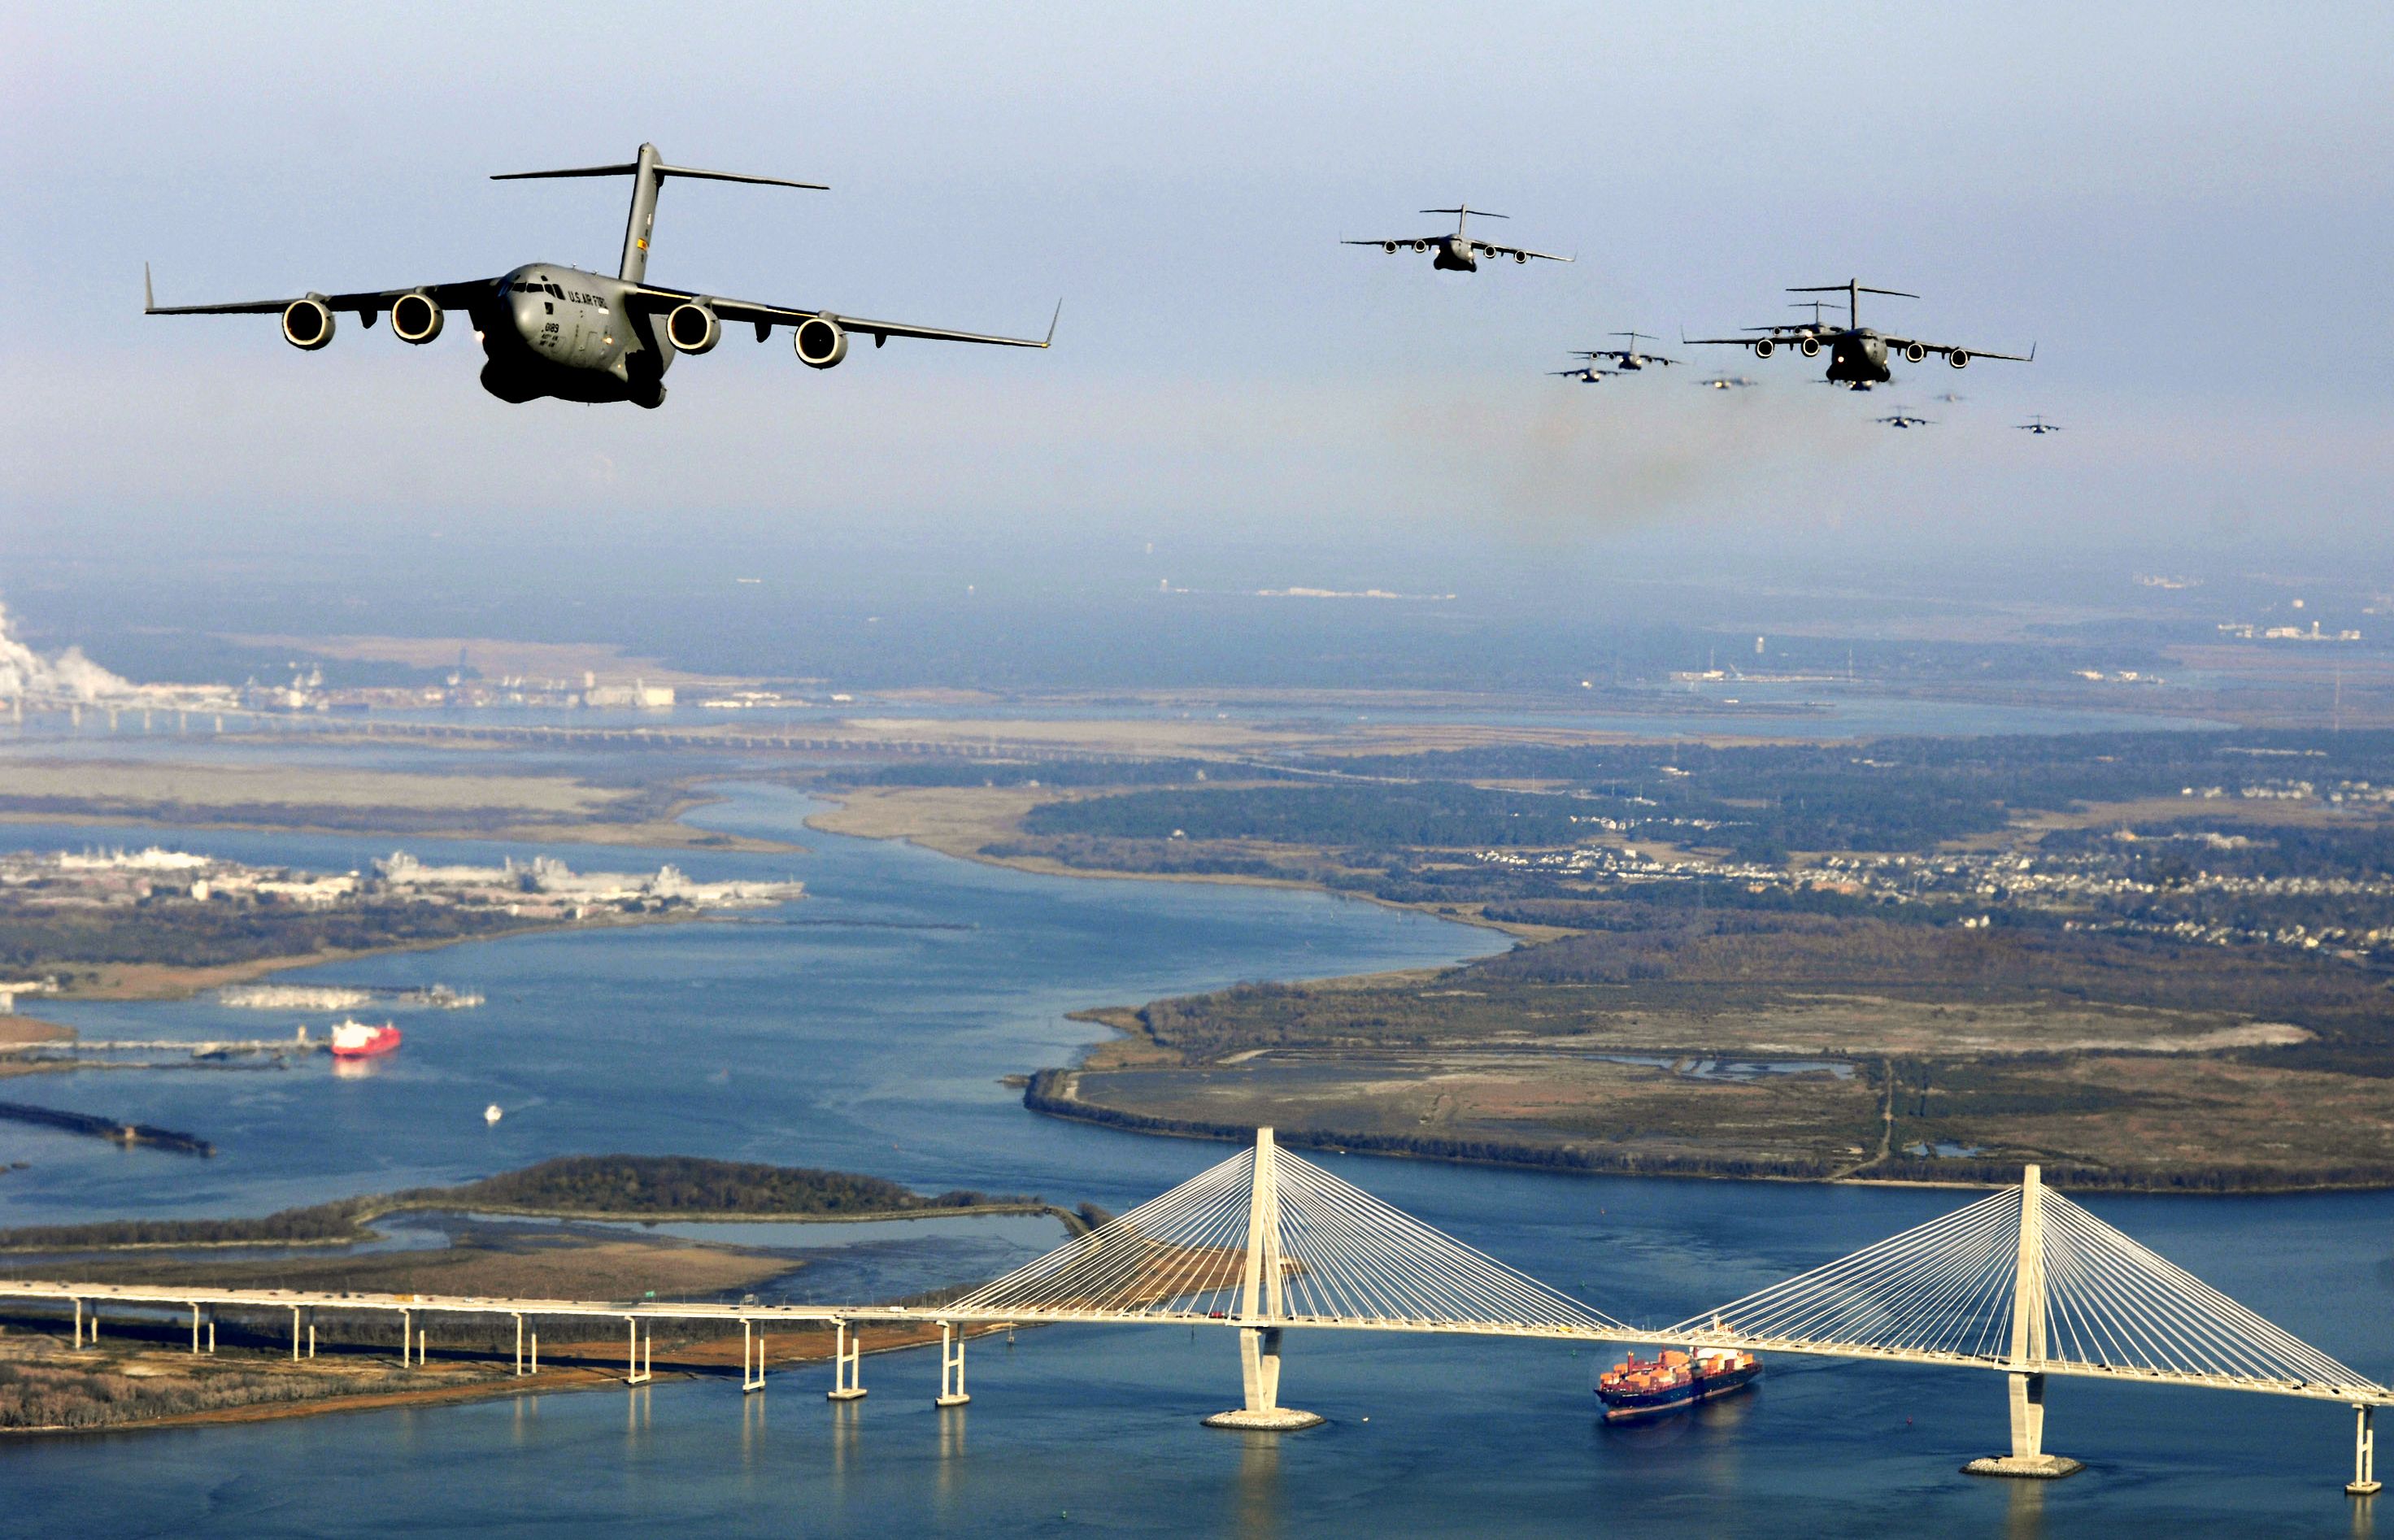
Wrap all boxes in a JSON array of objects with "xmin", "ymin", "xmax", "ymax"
[
  {"xmin": 632, "ymin": 285, "xmax": 1056, "ymax": 349},
  {"xmin": 1471, "ymin": 241, "xmax": 1572, "ymax": 263},
  {"xmin": 1880, "ymin": 336, "xmax": 2035, "ymax": 363},
  {"xmin": 143, "ymin": 267, "xmax": 494, "ymax": 317},
  {"xmin": 1342, "ymin": 235, "xmax": 1439, "ymax": 249},
  {"xmin": 1682, "ymin": 335, "xmax": 1772, "ymax": 349}
]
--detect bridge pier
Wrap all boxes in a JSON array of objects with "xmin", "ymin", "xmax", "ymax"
[
  {"xmin": 1965, "ymin": 1166, "xmax": 2083, "ymax": 1479},
  {"xmin": 513, "ymin": 1314, "xmax": 525, "ymax": 1376},
  {"xmin": 2353, "ymin": 1403, "xmax": 2383, "ymax": 1497},
  {"xmin": 934, "ymin": 1320, "xmax": 969, "ymax": 1407},
  {"xmin": 72, "ymin": 1299, "xmax": 85, "ymax": 1349},
  {"xmin": 826, "ymin": 1320, "xmax": 867, "ymax": 1400},
  {"xmin": 625, "ymin": 1317, "xmax": 652, "ymax": 1386},
  {"xmin": 741, "ymin": 1320, "xmax": 765, "ymax": 1394}
]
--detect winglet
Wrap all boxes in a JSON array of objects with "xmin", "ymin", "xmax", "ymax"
[
  {"xmin": 143, "ymin": 262, "xmax": 155, "ymax": 314},
  {"xmin": 2028, "ymin": 342, "xmax": 2037, "ymax": 363},
  {"xmin": 1044, "ymin": 300, "xmax": 1062, "ymax": 348}
]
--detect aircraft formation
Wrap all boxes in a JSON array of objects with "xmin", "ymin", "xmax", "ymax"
[{"xmin": 146, "ymin": 152, "xmax": 2057, "ymax": 432}]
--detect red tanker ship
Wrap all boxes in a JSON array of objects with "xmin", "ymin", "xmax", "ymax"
[{"xmin": 329, "ymin": 1019, "xmax": 403, "ymax": 1059}]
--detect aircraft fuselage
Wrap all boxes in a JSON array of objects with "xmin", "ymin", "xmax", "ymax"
[
  {"xmin": 1432, "ymin": 236, "xmax": 1478, "ymax": 272},
  {"xmin": 1825, "ymin": 329, "xmax": 1893, "ymax": 385},
  {"xmin": 474, "ymin": 263, "xmax": 668, "ymax": 407}
]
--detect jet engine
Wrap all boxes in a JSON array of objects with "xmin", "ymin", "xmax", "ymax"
[
  {"xmin": 1948, "ymin": 348, "xmax": 1970, "ymax": 368},
  {"xmin": 1412, "ymin": 241, "xmax": 1429, "ymax": 253},
  {"xmin": 667, "ymin": 302, "xmax": 722, "ymax": 355},
  {"xmin": 281, "ymin": 296, "xmax": 335, "ymax": 351},
  {"xmin": 794, "ymin": 315, "xmax": 849, "ymax": 369},
  {"xmin": 1797, "ymin": 336, "xmax": 1821, "ymax": 358},
  {"xmin": 1752, "ymin": 338, "xmax": 1774, "ymax": 359},
  {"xmin": 1382, "ymin": 241, "xmax": 1397, "ymax": 253},
  {"xmin": 1513, "ymin": 252, "xmax": 1527, "ymax": 263},
  {"xmin": 1903, "ymin": 341, "xmax": 1927, "ymax": 363},
  {"xmin": 390, "ymin": 293, "xmax": 444, "ymax": 346}
]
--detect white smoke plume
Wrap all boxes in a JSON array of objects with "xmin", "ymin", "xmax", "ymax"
[{"xmin": 0, "ymin": 602, "xmax": 133, "ymax": 703}]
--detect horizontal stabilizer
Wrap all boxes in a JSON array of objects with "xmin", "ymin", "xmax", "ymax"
[{"xmin": 493, "ymin": 163, "xmax": 826, "ymax": 191}]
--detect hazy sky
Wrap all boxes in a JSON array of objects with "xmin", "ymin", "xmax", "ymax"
[{"xmin": 8, "ymin": 2, "xmax": 2393, "ymax": 624}]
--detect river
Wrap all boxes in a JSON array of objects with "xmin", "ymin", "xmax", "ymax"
[{"xmin": 1, "ymin": 783, "xmax": 2387, "ymax": 1537}]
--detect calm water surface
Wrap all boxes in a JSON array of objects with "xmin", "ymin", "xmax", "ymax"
[{"xmin": 1, "ymin": 785, "xmax": 2387, "ymax": 1537}]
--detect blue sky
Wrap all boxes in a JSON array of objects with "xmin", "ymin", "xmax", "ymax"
[{"xmin": 7, "ymin": 2, "xmax": 2392, "ymax": 617}]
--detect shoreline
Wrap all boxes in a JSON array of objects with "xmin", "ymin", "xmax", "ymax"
[
  {"xmin": 799, "ymin": 787, "xmax": 1546, "ymax": 941},
  {"xmin": 0, "ymin": 1316, "xmax": 1016, "ymax": 1438},
  {"xmin": 0, "ymin": 1200, "xmax": 1080, "ymax": 1255},
  {"xmin": 1020, "ymin": 1068, "xmax": 2394, "ymax": 1197}
]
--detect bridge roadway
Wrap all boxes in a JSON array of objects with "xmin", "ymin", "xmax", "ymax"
[{"xmin": 4, "ymin": 1279, "xmax": 2386, "ymax": 1410}]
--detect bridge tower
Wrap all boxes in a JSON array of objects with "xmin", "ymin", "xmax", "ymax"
[
  {"xmin": 1965, "ymin": 1165, "xmax": 2083, "ymax": 1479},
  {"xmin": 1204, "ymin": 1129, "xmax": 1325, "ymax": 1430}
]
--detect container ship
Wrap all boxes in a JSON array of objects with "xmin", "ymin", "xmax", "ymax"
[
  {"xmin": 1595, "ymin": 1346, "xmax": 1761, "ymax": 1421},
  {"xmin": 329, "ymin": 1020, "xmax": 403, "ymax": 1059}
]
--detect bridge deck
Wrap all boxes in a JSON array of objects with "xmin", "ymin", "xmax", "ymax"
[{"xmin": 5, "ymin": 1280, "xmax": 2383, "ymax": 1407}]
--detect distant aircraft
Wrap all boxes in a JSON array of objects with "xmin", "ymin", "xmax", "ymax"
[
  {"xmin": 1343, "ymin": 206, "xmax": 1572, "ymax": 272},
  {"xmin": 1874, "ymin": 410, "xmax": 1935, "ymax": 429},
  {"xmin": 145, "ymin": 142, "xmax": 1056, "ymax": 408},
  {"xmin": 1687, "ymin": 279, "xmax": 2031, "ymax": 390},
  {"xmin": 2015, "ymin": 414, "xmax": 2065, "ymax": 435},
  {"xmin": 1932, "ymin": 391, "xmax": 1968, "ymax": 403},
  {"xmin": 1572, "ymin": 332, "xmax": 1677, "ymax": 371},
  {"xmin": 1698, "ymin": 374, "xmax": 1758, "ymax": 390},
  {"xmin": 1549, "ymin": 365, "xmax": 1616, "ymax": 384}
]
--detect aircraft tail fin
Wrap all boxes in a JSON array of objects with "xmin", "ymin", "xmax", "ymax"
[{"xmin": 494, "ymin": 145, "xmax": 825, "ymax": 282}]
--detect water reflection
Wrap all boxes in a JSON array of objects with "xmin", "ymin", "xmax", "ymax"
[
  {"xmin": 740, "ymin": 1389, "xmax": 764, "ymax": 1486},
  {"xmin": 2004, "ymin": 1478, "xmax": 2045, "ymax": 1540},
  {"xmin": 1232, "ymin": 1432, "xmax": 1282, "ymax": 1540},
  {"xmin": 937, "ymin": 1406, "xmax": 966, "ymax": 1522},
  {"xmin": 830, "ymin": 1398, "xmax": 861, "ymax": 1503}
]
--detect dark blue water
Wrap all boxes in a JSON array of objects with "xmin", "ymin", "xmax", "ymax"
[{"xmin": 2, "ymin": 785, "xmax": 2387, "ymax": 1536}]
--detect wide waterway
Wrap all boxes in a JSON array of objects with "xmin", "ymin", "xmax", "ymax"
[{"xmin": 2, "ymin": 783, "xmax": 2389, "ymax": 1536}]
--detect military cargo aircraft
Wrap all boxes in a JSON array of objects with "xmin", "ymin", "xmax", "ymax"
[
  {"xmin": 1573, "ymin": 332, "xmax": 1677, "ymax": 370},
  {"xmin": 1343, "ymin": 206, "xmax": 1571, "ymax": 272},
  {"xmin": 1874, "ymin": 409, "xmax": 1935, "ymax": 429},
  {"xmin": 1549, "ymin": 364, "xmax": 1616, "ymax": 384},
  {"xmin": 144, "ymin": 143, "xmax": 1055, "ymax": 408},
  {"xmin": 2016, "ymin": 414, "xmax": 2065, "ymax": 435},
  {"xmin": 1697, "ymin": 374, "xmax": 1758, "ymax": 390},
  {"xmin": 1687, "ymin": 279, "xmax": 2029, "ymax": 390}
]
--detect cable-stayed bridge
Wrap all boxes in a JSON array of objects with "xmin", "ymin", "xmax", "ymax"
[{"xmin": 2, "ymin": 1129, "xmax": 2383, "ymax": 1493}]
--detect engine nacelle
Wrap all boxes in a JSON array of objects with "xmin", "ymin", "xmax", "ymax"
[
  {"xmin": 1513, "ymin": 251, "xmax": 1527, "ymax": 263},
  {"xmin": 1903, "ymin": 341, "xmax": 1927, "ymax": 363},
  {"xmin": 1382, "ymin": 241, "xmax": 1397, "ymax": 253},
  {"xmin": 1752, "ymin": 338, "xmax": 1774, "ymax": 359},
  {"xmin": 794, "ymin": 315, "xmax": 849, "ymax": 370},
  {"xmin": 1412, "ymin": 240, "xmax": 1429, "ymax": 253},
  {"xmin": 667, "ymin": 302, "xmax": 721, "ymax": 355},
  {"xmin": 281, "ymin": 295, "xmax": 334, "ymax": 351},
  {"xmin": 1797, "ymin": 335, "xmax": 1821, "ymax": 358},
  {"xmin": 1948, "ymin": 348, "xmax": 1971, "ymax": 369},
  {"xmin": 390, "ymin": 292, "xmax": 444, "ymax": 346}
]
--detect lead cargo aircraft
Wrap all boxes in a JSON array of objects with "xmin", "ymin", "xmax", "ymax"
[{"xmin": 145, "ymin": 143, "xmax": 1055, "ymax": 407}]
